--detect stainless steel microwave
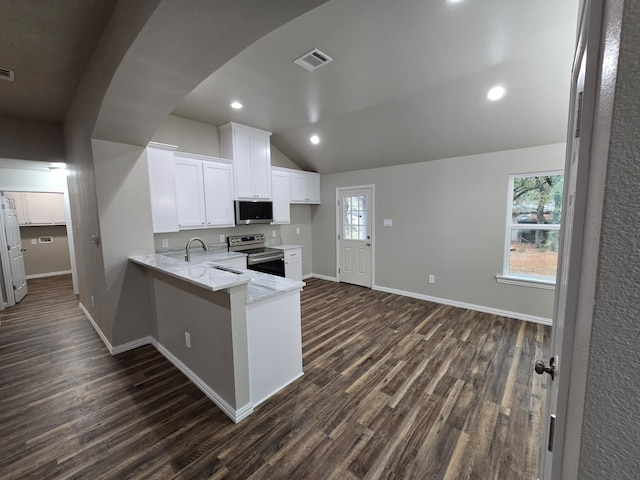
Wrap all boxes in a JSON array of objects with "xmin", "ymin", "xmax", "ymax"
[{"xmin": 234, "ymin": 200, "xmax": 273, "ymax": 225}]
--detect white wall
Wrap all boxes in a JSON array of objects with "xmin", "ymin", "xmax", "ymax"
[{"xmin": 313, "ymin": 143, "xmax": 566, "ymax": 321}]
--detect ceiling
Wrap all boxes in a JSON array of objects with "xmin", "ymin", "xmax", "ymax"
[
  {"xmin": 173, "ymin": 0, "xmax": 580, "ymax": 173},
  {"xmin": 0, "ymin": 0, "xmax": 119, "ymax": 124},
  {"xmin": 0, "ymin": 0, "xmax": 579, "ymax": 174}
]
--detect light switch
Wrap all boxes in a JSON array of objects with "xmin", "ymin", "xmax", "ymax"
[
  {"xmin": 162, "ymin": 239, "xmax": 169, "ymax": 248},
  {"xmin": 384, "ymin": 219, "xmax": 393, "ymax": 227},
  {"xmin": 31, "ymin": 239, "xmax": 37, "ymax": 245}
]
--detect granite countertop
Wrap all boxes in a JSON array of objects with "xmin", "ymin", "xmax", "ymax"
[
  {"xmin": 129, "ymin": 253, "xmax": 304, "ymax": 304},
  {"xmin": 270, "ymin": 244, "xmax": 302, "ymax": 250}
]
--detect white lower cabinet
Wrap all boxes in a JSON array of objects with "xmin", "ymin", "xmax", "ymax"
[
  {"xmin": 279, "ymin": 247, "xmax": 302, "ymax": 281},
  {"xmin": 174, "ymin": 152, "xmax": 235, "ymax": 230}
]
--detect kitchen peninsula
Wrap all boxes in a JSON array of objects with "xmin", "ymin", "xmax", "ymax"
[{"xmin": 129, "ymin": 252, "xmax": 305, "ymax": 423}]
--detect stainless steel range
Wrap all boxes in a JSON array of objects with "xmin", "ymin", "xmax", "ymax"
[{"xmin": 228, "ymin": 233, "xmax": 285, "ymax": 277}]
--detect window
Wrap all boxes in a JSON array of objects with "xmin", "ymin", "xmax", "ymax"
[
  {"xmin": 499, "ymin": 171, "xmax": 564, "ymax": 287},
  {"xmin": 343, "ymin": 194, "xmax": 367, "ymax": 240}
]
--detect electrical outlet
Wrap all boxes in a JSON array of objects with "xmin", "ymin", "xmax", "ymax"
[
  {"xmin": 428, "ymin": 275, "xmax": 435, "ymax": 284},
  {"xmin": 296, "ymin": 227, "xmax": 300, "ymax": 235},
  {"xmin": 161, "ymin": 239, "xmax": 169, "ymax": 248},
  {"xmin": 219, "ymin": 234, "xmax": 225, "ymax": 243},
  {"xmin": 91, "ymin": 296, "xmax": 95, "ymax": 307},
  {"xmin": 272, "ymin": 230, "xmax": 276, "ymax": 237},
  {"xmin": 31, "ymin": 239, "xmax": 37, "ymax": 244},
  {"xmin": 185, "ymin": 332, "xmax": 191, "ymax": 348}
]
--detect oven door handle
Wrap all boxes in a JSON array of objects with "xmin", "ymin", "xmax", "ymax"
[{"xmin": 248, "ymin": 254, "xmax": 284, "ymax": 265}]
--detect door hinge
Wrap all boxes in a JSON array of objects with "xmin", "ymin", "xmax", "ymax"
[
  {"xmin": 13, "ymin": 285, "xmax": 16, "ymax": 290},
  {"xmin": 338, "ymin": 234, "xmax": 341, "ymax": 240},
  {"xmin": 338, "ymin": 268, "xmax": 340, "ymax": 274},
  {"xmin": 548, "ymin": 414, "xmax": 556, "ymax": 452}
]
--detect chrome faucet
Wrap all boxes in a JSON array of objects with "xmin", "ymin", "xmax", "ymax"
[{"xmin": 185, "ymin": 237, "xmax": 209, "ymax": 262}]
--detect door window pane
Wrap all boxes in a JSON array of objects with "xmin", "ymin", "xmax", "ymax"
[{"xmin": 343, "ymin": 195, "xmax": 366, "ymax": 240}]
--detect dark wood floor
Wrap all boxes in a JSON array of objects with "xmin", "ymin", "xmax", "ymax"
[{"xmin": 0, "ymin": 275, "xmax": 550, "ymax": 479}]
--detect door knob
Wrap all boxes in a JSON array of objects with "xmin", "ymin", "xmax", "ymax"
[
  {"xmin": 367, "ymin": 243, "xmax": 371, "ymax": 246},
  {"xmin": 535, "ymin": 357, "xmax": 555, "ymax": 381}
]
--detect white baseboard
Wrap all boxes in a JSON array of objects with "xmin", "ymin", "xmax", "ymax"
[
  {"xmin": 111, "ymin": 336, "xmax": 153, "ymax": 355},
  {"xmin": 26, "ymin": 270, "xmax": 72, "ymax": 280},
  {"xmin": 307, "ymin": 275, "xmax": 550, "ymax": 325},
  {"xmin": 79, "ymin": 302, "xmax": 114, "ymax": 352},
  {"xmin": 372, "ymin": 285, "xmax": 552, "ymax": 326},
  {"xmin": 78, "ymin": 301, "xmax": 252, "ymax": 423},
  {"xmin": 310, "ymin": 273, "xmax": 338, "ymax": 282},
  {"xmin": 252, "ymin": 372, "xmax": 304, "ymax": 408},
  {"xmin": 152, "ymin": 339, "xmax": 253, "ymax": 423}
]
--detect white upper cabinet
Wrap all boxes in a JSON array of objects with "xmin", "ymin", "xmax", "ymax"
[
  {"xmin": 219, "ymin": 122, "xmax": 272, "ymax": 200},
  {"xmin": 174, "ymin": 155, "xmax": 206, "ymax": 229},
  {"xmin": 290, "ymin": 171, "xmax": 321, "ymax": 204},
  {"xmin": 203, "ymin": 161, "xmax": 235, "ymax": 227},
  {"xmin": 271, "ymin": 168, "xmax": 291, "ymax": 224},
  {"xmin": 174, "ymin": 152, "xmax": 235, "ymax": 230},
  {"xmin": 5, "ymin": 191, "xmax": 66, "ymax": 226},
  {"xmin": 147, "ymin": 142, "xmax": 179, "ymax": 233}
]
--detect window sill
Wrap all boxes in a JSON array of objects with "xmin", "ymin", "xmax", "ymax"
[{"xmin": 495, "ymin": 275, "xmax": 556, "ymax": 290}]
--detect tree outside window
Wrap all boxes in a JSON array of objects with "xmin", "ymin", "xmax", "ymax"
[{"xmin": 505, "ymin": 171, "xmax": 564, "ymax": 281}]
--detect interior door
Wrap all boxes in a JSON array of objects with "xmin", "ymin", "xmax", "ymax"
[
  {"xmin": 539, "ymin": 13, "xmax": 589, "ymax": 479},
  {"xmin": 3, "ymin": 194, "xmax": 28, "ymax": 303},
  {"xmin": 338, "ymin": 188, "xmax": 372, "ymax": 288}
]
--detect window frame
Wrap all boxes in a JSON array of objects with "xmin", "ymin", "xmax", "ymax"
[{"xmin": 497, "ymin": 169, "xmax": 564, "ymax": 289}]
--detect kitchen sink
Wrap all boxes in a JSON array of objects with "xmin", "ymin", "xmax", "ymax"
[{"xmin": 210, "ymin": 265, "xmax": 243, "ymax": 275}]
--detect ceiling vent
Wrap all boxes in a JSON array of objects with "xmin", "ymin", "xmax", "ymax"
[
  {"xmin": 0, "ymin": 67, "xmax": 14, "ymax": 81},
  {"xmin": 294, "ymin": 48, "xmax": 333, "ymax": 72}
]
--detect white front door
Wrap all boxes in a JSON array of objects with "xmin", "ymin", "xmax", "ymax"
[
  {"xmin": 338, "ymin": 187, "xmax": 373, "ymax": 288},
  {"xmin": 540, "ymin": 10, "xmax": 590, "ymax": 479},
  {"xmin": 2, "ymin": 194, "xmax": 28, "ymax": 303}
]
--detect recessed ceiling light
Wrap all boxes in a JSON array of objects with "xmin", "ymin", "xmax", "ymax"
[
  {"xmin": 444, "ymin": 0, "xmax": 465, "ymax": 4},
  {"xmin": 230, "ymin": 101, "xmax": 243, "ymax": 109},
  {"xmin": 310, "ymin": 135, "xmax": 320, "ymax": 145},
  {"xmin": 487, "ymin": 85, "xmax": 507, "ymax": 101}
]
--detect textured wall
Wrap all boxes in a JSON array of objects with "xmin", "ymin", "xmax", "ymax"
[{"xmin": 578, "ymin": 0, "xmax": 640, "ymax": 476}]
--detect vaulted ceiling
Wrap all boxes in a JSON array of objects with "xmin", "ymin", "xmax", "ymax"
[{"xmin": 0, "ymin": 0, "xmax": 579, "ymax": 174}]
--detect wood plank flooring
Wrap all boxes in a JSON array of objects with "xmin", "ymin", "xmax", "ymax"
[{"xmin": 0, "ymin": 275, "xmax": 550, "ymax": 479}]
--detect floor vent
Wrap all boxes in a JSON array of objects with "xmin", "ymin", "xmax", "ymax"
[
  {"xmin": 293, "ymin": 48, "xmax": 333, "ymax": 72},
  {"xmin": 0, "ymin": 67, "xmax": 14, "ymax": 81}
]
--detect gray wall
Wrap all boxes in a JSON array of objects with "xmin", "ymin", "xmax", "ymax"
[
  {"xmin": 20, "ymin": 226, "xmax": 71, "ymax": 277},
  {"xmin": 314, "ymin": 143, "xmax": 565, "ymax": 320},
  {"xmin": 61, "ymin": 1, "xmax": 325, "ymax": 349},
  {"xmin": 0, "ymin": 116, "xmax": 65, "ymax": 162},
  {"xmin": 578, "ymin": 0, "xmax": 640, "ymax": 476}
]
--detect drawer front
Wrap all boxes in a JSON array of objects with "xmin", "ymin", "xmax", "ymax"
[{"xmin": 284, "ymin": 249, "xmax": 301, "ymax": 260}]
